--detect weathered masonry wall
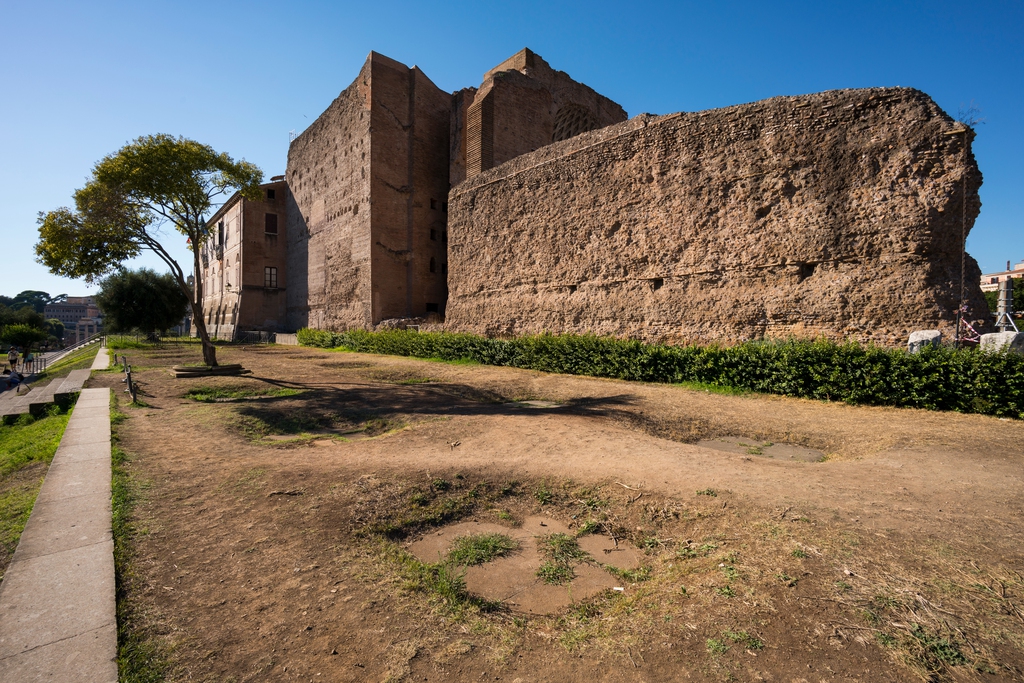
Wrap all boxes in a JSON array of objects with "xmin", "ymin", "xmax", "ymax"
[
  {"xmin": 286, "ymin": 52, "xmax": 451, "ymax": 330},
  {"xmin": 457, "ymin": 48, "xmax": 627, "ymax": 184},
  {"xmin": 286, "ymin": 58, "xmax": 373, "ymax": 331},
  {"xmin": 369, "ymin": 56, "xmax": 451, "ymax": 322},
  {"xmin": 445, "ymin": 87, "xmax": 986, "ymax": 345}
]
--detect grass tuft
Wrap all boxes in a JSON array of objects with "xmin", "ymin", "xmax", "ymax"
[{"xmin": 447, "ymin": 533, "xmax": 519, "ymax": 566}]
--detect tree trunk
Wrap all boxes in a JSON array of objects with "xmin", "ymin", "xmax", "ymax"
[{"xmin": 192, "ymin": 313, "xmax": 218, "ymax": 366}]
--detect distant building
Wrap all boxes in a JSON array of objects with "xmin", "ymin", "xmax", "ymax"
[
  {"xmin": 44, "ymin": 296, "xmax": 102, "ymax": 344},
  {"xmin": 198, "ymin": 178, "xmax": 288, "ymax": 340},
  {"xmin": 980, "ymin": 260, "xmax": 1024, "ymax": 292}
]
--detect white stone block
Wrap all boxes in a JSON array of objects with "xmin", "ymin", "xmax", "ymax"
[
  {"xmin": 907, "ymin": 330, "xmax": 942, "ymax": 354},
  {"xmin": 980, "ymin": 331, "xmax": 1024, "ymax": 353}
]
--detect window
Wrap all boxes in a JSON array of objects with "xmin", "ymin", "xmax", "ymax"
[
  {"xmin": 265, "ymin": 213, "xmax": 278, "ymax": 235},
  {"xmin": 265, "ymin": 266, "xmax": 278, "ymax": 288},
  {"xmin": 266, "ymin": 188, "xmax": 276, "ymax": 200},
  {"xmin": 429, "ymin": 258, "xmax": 436, "ymax": 273},
  {"xmin": 218, "ymin": 221, "xmax": 224, "ymax": 246}
]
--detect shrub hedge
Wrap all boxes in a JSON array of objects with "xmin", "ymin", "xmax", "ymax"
[{"xmin": 296, "ymin": 328, "xmax": 1024, "ymax": 419}]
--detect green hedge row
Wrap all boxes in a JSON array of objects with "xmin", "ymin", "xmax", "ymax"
[{"xmin": 296, "ymin": 328, "xmax": 1024, "ymax": 419}]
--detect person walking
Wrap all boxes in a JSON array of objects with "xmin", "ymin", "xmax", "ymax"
[{"xmin": 7, "ymin": 346, "xmax": 19, "ymax": 371}]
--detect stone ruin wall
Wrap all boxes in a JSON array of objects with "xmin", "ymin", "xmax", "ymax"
[
  {"xmin": 368, "ymin": 58, "xmax": 451, "ymax": 323},
  {"xmin": 286, "ymin": 53, "xmax": 451, "ymax": 331},
  {"xmin": 445, "ymin": 87, "xmax": 986, "ymax": 346},
  {"xmin": 286, "ymin": 58, "xmax": 373, "ymax": 332},
  {"xmin": 457, "ymin": 49, "xmax": 627, "ymax": 184}
]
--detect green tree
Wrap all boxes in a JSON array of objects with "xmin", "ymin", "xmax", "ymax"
[
  {"xmin": 9, "ymin": 291, "xmax": 65, "ymax": 314},
  {"xmin": 0, "ymin": 305, "xmax": 46, "ymax": 331},
  {"xmin": 0, "ymin": 324, "xmax": 47, "ymax": 349},
  {"xmin": 45, "ymin": 318, "xmax": 65, "ymax": 343},
  {"xmin": 35, "ymin": 134, "xmax": 262, "ymax": 366},
  {"xmin": 96, "ymin": 268, "xmax": 188, "ymax": 340}
]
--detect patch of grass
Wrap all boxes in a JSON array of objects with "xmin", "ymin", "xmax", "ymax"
[
  {"xmin": 724, "ymin": 629, "xmax": 764, "ymax": 651},
  {"xmin": 909, "ymin": 623, "xmax": 967, "ymax": 667},
  {"xmin": 791, "ymin": 547, "xmax": 808, "ymax": 558},
  {"xmin": 447, "ymin": 533, "xmax": 519, "ymax": 566},
  {"xmin": 236, "ymin": 405, "xmax": 403, "ymax": 444},
  {"xmin": 715, "ymin": 585, "xmax": 736, "ymax": 597},
  {"xmin": 0, "ymin": 406, "xmax": 69, "ymax": 477},
  {"xmin": 534, "ymin": 484, "xmax": 554, "ymax": 505},
  {"xmin": 396, "ymin": 377, "xmax": 435, "ymax": 385},
  {"xmin": 575, "ymin": 520, "xmax": 599, "ymax": 536},
  {"xmin": 706, "ymin": 638, "xmax": 729, "ymax": 655},
  {"xmin": 605, "ymin": 565, "xmax": 652, "ymax": 583},
  {"xmin": 776, "ymin": 572, "xmax": 798, "ymax": 587},
  {"xmin": 183, "ymin": 385, "xmax": 300, "ymax": 402},
  {"xmin": 537, "ymin": 561, "xmax": 575, "ymax": 585},
  {"xmin": 361, "ymin": 485, "xmax": 487, "ymax": 539},
  {"xmin": 110, "ymin": 398, "xmax": 169, "ymax": 680},
  {"xmin": 875, "ymin": 632, "xmax": 897, "ymax": 647},
  {"xmin": 536, "ymin": 533, "xmax": 588, "ymax": 585},
  {"xmin": 106, "ymin": 338, "xmax": 151, "ymax": 350},
  {"xmin": 431, "ymin": 478, "xmax": 451, "ymax": 492},
  {"xmin": 493, "ymin": 509, "xmax": 516, "ymax": 523},
  {"xmin": 696, "ymin": 488, "xmax": 718, "ymax": 497},
  {"xmin": 677, "ymin": 542, "xmax": 718, "ymax": 559},
  {"xmin": 33, "ymin": 345, "xmax": 99, "ymax": 383}
]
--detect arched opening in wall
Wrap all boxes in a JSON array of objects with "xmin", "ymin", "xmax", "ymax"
[{"xmin": 552, "ymin": 103, "xmax": 599, "ymax": 143}]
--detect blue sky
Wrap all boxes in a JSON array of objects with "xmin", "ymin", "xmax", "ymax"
[{"xmin": 1, "ymin": 0, "xmax": 1021, "ymax": 298}]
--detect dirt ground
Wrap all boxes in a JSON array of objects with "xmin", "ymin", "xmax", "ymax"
[{"xmin": 92, "ymin": 343, "xmax": 1024, "ymax": 682}]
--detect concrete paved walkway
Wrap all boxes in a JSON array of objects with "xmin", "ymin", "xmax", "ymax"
[
  {"xmin": 91, "ymin": 346, "xmax": 110, "ymax": 371},
  {"xmin": 0, "ymin": 387, "xmax": 116, "ymax": 681}
]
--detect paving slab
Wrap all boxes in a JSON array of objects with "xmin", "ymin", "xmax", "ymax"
[
  {"xmin": 57, "ymin": 423, "xmax": 111, "ymax": 446},
  {"xmin": 90, "ymin": 348, "xmax": 110, "ymax": 371},
  {"xmin": 38, "ymin": 458, "xmax": 112, "ymax": 500},
  {"xmin": 55, "ymin": 369, "xmax": 92, "ymax": 398},
  {"xmin": 0, "ymin": 539, "xmax": 115, "ymax": 658},
  {"xmin": 13, "ymin": 493, "xmax": 113, "ymax": 561},
  {"xmin": 0, "ymin": 623, "xmax": 117, "ymax": 683},
  {"xmin": 51, "ymin": 440, "xmax": 111, "ymax": 464}
]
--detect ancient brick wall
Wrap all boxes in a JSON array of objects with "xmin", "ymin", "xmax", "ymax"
[
  {"xmin": 286, "ymin": 52, "xmax": 451, "ymax": 331},
  {"xmin": 368, "ymin": 57, "xmax": 451, "ymax": 322},
  {"xmin": 461, "ymin": 49, "xmax": 627, "ymax": 181},
  {"xmin": 285, "ymin": 57, "xmax": 373, "ymax": 331},
  {"xmin": 445, "ymin": 87, "xmax": 986, "ymax": 345}
]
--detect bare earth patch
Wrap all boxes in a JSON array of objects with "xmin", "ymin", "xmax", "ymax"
[{"xmin": 91, "ymin": 343, "xmax": 1024, "ymax": 682}]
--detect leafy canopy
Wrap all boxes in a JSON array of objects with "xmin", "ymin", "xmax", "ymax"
[
  {"xmin": 36, "ymin": 134, "xmax": 262, "ymax": 284},
  {"xmin": 95, "ymin": 268, "xmax": 189, "ymax": 336},
  {"xmin": 0, "ymin": 291, "xmax": 64, "ymax": 313}
]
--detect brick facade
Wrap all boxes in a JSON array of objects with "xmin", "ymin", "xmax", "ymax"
[{"xmin": 199, "ymin": 179, "xmax": 288, "ymax": 340}]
